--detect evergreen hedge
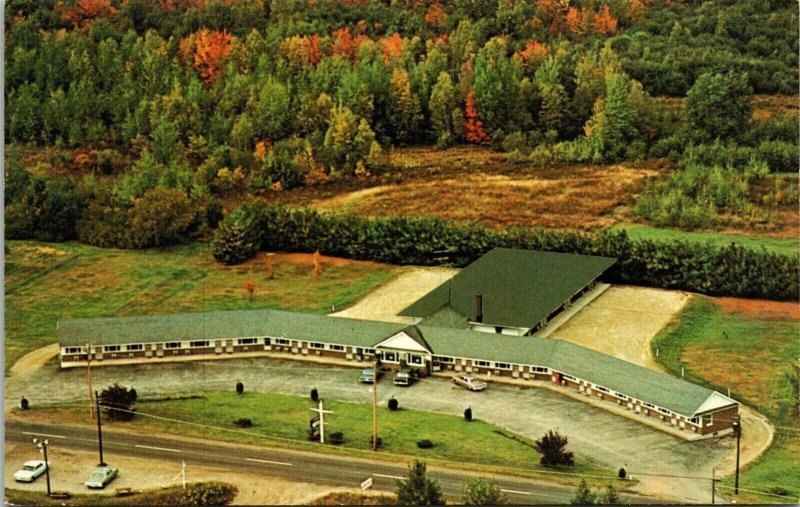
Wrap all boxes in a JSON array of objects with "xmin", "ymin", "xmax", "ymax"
[{"xmin": 212, "ymin": 203, "xmax": 798, "ymax": 301}]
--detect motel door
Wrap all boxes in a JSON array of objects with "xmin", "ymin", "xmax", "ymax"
[
  {"xmin": 155, "ymin": 343, "xmax": 164, "ymax": 357},
  {"xmin": 214, "ymin": 340, "xmax": 223, "ymax": 354}
]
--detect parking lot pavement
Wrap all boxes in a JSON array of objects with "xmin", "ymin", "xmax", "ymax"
[{"xmin": 6, "ymin": 357, "xmax": 729, "ymax": 503}]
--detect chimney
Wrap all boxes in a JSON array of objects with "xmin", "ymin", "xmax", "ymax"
[{"xmin": 476, "ymin": 294, "xmax": 483, "ymax": 323}]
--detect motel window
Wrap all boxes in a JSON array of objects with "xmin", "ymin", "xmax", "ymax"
[
  {"xmin": 689, "ymin": 417, "xmax": 700, "ymax": 425},
  {"xmin": 562, "ymin": 374, "xmax": 576, "ymax": 381},
  {"xmin": 165, "ymin": 342, "xmax": 182, "ymax": 349},
  {"xmin": 328, "ymin": 344, "xmax": 345, "ymax": 351},
  {"xmin": 595, "ymin": 386, "xmax": 609, "ymax": 393},
  {"xmin": 657, "ymin": 407, "xmax": 671, "ymax": 416},
  {"xmin": 190, "ymin": 340, "xmax": 209, "ymax": 348},
  {"xmin": 104, "ymin": 345, "xmax": 120, "ymax": 353},
  {"xmin": 309, "ymin": 342, "xmax": 325, "ymax": 349},
  {"xmin": 65, "ymin": 347, "xmax": 83, "ymax": 354},
  {"xmin": 263, "ymin": 337, "xmax": 271, "ymax": 345},
  {"xmin": 238, "ymin": 338, "xmax": 257, "ymax": 345},
  {"xmin": 494, "ymin": 362, "xmax": 510, "ymax": 370},
  {"xmin": 382, "ymin": 351, "xmax": 398, "ymax": 362},
  {"xmin": 433, "ymin": 356, "xmax": 454, "ymax": 363},
  {"xmin": 531, "ymin": 366, "xmax": 549, "ymax": 373},
  {"xmin": 408, "ymin": 355, "xmax": 423, "ymax": 365},
  {"xmin": 275, "ymin": 339, "xmax": 290, "ymax": 345},
  {"xmin": 613, "ymin": 392, "xmax": 627, "ymax": 400},
  {"xmin": 704, "ymin": 414, "xmax": 713, "ymax": 426},
  {"xmin": 125, "ymin": 344, "xmax": 143, "ymax": 352},
  {"xmin": 643, "ymin": 402, "xmax": 655, "ymax": 409},
  {"xmin": 474, "ymin": 360, "xmax": 490, "ymax": 367},
  {"xmin": 365, "ymin": 348, "xmax": 375, "ymax": 355}
]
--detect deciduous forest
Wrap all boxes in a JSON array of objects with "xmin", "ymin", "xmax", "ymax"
[{"xmin": 4, "ymin": 0, "xmax": 798, "ymax": 257}]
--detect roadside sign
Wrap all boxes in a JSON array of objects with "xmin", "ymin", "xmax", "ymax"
[{"xmin": 361, "ymin": 477, "xmax": 372, "ymax": 491}]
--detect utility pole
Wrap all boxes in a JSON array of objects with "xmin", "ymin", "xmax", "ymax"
[
  {"xmin": 33, "ymin": 439, "xmax": 51, "ymax": 497},
  {"xmin": 372, "ymin": 361, "xmax": 378, "ymax": 451},
  {"xmin": 733, "ymin": 414, "xmax": 741, "ymax": 495},
  {"xmin": 711, "ymin": 468, "xmax": 716, "ymax": 504},
  {"xmin": 86, "ymin": 342, "xmax": 94, "ymax": 421},
  {"xmin": 95, "ymin": 390, "xmax": 106, "ymax": 466},
  {"xmin": 309, "ymin": 400, "xmax": 333, "ymax": 444}
]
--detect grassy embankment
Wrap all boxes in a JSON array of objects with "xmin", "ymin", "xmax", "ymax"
[
  {"xmin": 611, "ymin": 223, "xmax": 799, "ymax": 256},
  {"xmin": 5, "ymin": 483, "xmax": 233, "ymax": 506},
  {"xmin": 4, "ymin": 240, "xmax": 398, "ymax": 373},
  {"xmin": 652, "ymin": 297, "xmax": 800, "ymax": 504},
  {"xmin": 26, "ymin": 391, "xmax": 615, "ymax": 487}
]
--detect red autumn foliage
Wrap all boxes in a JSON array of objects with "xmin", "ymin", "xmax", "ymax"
[
  {"xmin": 181, "ymin": 29, "xmax": 234, "ymax": 84},
  {"xmin": 593, "ymin": 4, "xmax": 618, "ymax": 36},
  {"xmin": 158, "ymin": 0, "xmax": 209, "ymax": 11},
  {"xmin": 536, "ymin": 0, "xmax": 563, "ymax": 18},
  {"xmin": 424, "ymin": 2, "xmax": 447, "ymax": 29},
  {"xmin": 380, "ymin": 33, "xmax": 404, "ymax": 64},
  {"xmin": 565, "ymin": 7, "xmax": 592, "ymax": 35},
  {"xmin": 463, "ymin": 91, "xmax": 488, "ymax": 144},
  {"xmin": 518, "ymin": 40, "xmax": 549, "ymax": 69},
  {"xmin": 60, "ymin": 0, "xmax": 117, "ymax": 28}
]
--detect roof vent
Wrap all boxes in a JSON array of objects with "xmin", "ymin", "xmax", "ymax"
[{"xmin": 476, "ymin": 294, "xmax": 483, "ymax": 323}]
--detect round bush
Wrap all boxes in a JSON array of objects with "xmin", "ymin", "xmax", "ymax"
[
  {"xmin": 618, "ymin": 468, "xmax": 627, "ymax": 479},
  {"xmin": 416, "ymin": 439, "xmax": 434, "ymax": 449},
  {"xmin": 328, "ymin": 431, "xmax": 344, "ymax": 445},
  {"xmin": 387, "ymin": 397, "xmax": 399, "ymax": 411},
  {"xmin": 464, "ymin": 407, "xmax": 472, "ymax": 422},
  {"xmin": 369, "ymin": 436, "xmax": 383, "ymax": 448},
  {"xmin": 310, "ymin": 388, "xmax": 319, "ymax": 402},
  {"xmin": 236, "ymin": 381, "xmax": 244, "ymax": 395},
  {"xmin": 233, "ymin": 418, "xmax": 253, "ymax": 428},
  {"xmin": 182, "ymin": 481, "xmax": 238, "ymax": 506},
  {"xmin": 20, "ymin": 397, "xmax": 29, "ymax": 410}
]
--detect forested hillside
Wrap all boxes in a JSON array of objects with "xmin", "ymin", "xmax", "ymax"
[{"xmin": 4, "ymin": 0, "xmax": 799, "ymax": 249}]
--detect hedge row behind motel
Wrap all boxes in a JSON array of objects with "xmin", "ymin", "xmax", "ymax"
[{"xmin": 212, "ymin": 203, "xmax": 799, "ymax": 301}]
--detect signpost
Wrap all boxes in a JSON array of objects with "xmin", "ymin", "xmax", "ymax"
[
  {"xmin": 309, "ymin": 400, "xmax": 333, "ymax": 444},
  {"xmin": 361, "ymin": 477, "xmax": 373, "ymax": 491}
]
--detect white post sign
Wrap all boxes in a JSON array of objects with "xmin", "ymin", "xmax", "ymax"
[
  {"xmin": 310, "ymin": 400, "xmax": 334, "ymax": 444},
  {"xmin": 361, "ymin": 477, "xmax": 373, "ymax": 491}
]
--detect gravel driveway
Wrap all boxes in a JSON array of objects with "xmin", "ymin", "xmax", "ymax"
[{"xmin": 6, "ymin": 357, "xmax": 730, "ymax": 503}]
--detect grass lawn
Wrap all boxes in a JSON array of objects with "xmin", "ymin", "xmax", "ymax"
[
  {"xmin": 28, "ymin": 391, "xmax": 613, "ymax": 485},
  {"xmin": 652, "ymin": 297, "xmax": 800, "ymax": 504},
  {"xmin": 4, "ymin": 241, "xmax": 398, "ymax": 373},
  {"xmin": 610, "ymin": 223, "xmax": 799, "ymax": 256},
  {"xmin": 4, "ymin": 483, "xmax": 232, "ymax": 506}
]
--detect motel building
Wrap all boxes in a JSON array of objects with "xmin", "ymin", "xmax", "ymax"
[{"xmin": 58, "ymin": 249, "xmax": 739, "ymax": 438}]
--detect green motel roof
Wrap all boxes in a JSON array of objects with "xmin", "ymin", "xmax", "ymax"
[
  {"xmin": 399, "ymin": 248, "xmax": 617, "ymax": 330},
  {"xmin": 59, "ymin": 308, "xmax": 729, "ymax": 417}
]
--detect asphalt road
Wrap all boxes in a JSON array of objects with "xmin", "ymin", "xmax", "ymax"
[{"xmin": 6, "ymin": 420, "xmax": 666, "ymax": 505}]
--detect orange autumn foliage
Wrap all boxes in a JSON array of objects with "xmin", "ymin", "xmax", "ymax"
[
  {"xmin": 565, "ymin": 7, "xmax": 592, "ymax": 36},
  {"xmin": 424, "ymin": 2, "xmax": 447, "ymax": 29},
  {"xmin": 627, "ymin": 0, "xmax": 645, "ymax": 22},
  {"xmin": 518, "ymin": 40, "xmax": 549, "ymax": 69},
  {"xmin": 60, "ymin": 0, "xmax": 117, "ymax": 28},
  {"xmin": 280, "ymin": 34, "xmax": 322, "ymax": 68},
  {"xmin": 157, "ymin": 0, "xmax": 208, "ymax": 11},
  {"xmin": 594, "ymin": 4, "xmax": 618, "ymax": 36},
  {"xmin": 332, "ymin": 28, "xmax": 368, "ymax": 64},
  {"xmin": 536, "ymin": 0, "xmax": 563, "ymax": 18},
  {"xmin": 379, "ymin": 33, "xmax": 404, "ymax": 64},
  {"xmin": 181, "ymin": 29, "xmax": 234, "ymax": 84},
  {"xmin": 463, "ymin": 91, "xmax": 488, "ymax": 144}
]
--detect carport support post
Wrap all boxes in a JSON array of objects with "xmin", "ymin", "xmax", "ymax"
[
  {"xmin": 711, "ymin": 468, "xmax": 715, "ymax": 504},
  {"xmin": 95, "ymin": 390, "xmax": 106, "ymax": 466},
  {"xmin": 87, "ymin": 342, "xmax": 94, "ymax": 421},
  {"xmin": 733, "ymin": 415, "xmax": 741, "ymax": 495}
]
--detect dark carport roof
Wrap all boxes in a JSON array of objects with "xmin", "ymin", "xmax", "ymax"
[{"xmin": 399, "ymin": 248, "xmax": 616, "ymax": 329}]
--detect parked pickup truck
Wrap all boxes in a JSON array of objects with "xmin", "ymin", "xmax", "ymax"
[
  {"xmin": 359, "ymin": 368, "xmax": 383, "ymax": 383},
  {"xmin": 452, "ymin": 375, "xmax": 488, "ymax": 391},
  {"xmin": 393, "ymin": 369, "xmax": 419, "ymax": 386}
]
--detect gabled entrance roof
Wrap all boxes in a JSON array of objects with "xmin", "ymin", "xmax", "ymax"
[{"xmin": 373, "ymin": 326, "xmax": 432, "ymax": 354}]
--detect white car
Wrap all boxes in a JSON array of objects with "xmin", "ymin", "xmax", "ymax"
[
  {"xmin": 13, "ymin": 460, "xmax": 50, "ymax": 482},
  {"xmin": 453, "ymin": 375, "xmax": 488, "ymax": 391},
  {"xmin": 84, "ymin": 465, "xmax": 118, "ymax": 489}
]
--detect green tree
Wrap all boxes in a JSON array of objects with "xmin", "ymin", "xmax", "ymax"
[
  {"xmin": 253, "ymin": 77, "xmax": 291, "ymax": 140},
  {"xmin": 429, "ymin": 72, "xmax": 458, "ymax": 145},
  {"xmin": 461, "ymin": 478, "xmax": 507, "ymax": 505},
  {"xmin": 129, "ymin": 188, "xmax": 195, "ymax": 248},
  {"xmin": 388, "ymin": 68, "xmax": 423, "ymax": 143},
  {"xmin": 599, "ymin": 484, "xmax": 623, "ymax": 505},
  {"xmin": 323, "ymin": 104, "xmax": 377, "ymax": 176},
  {"xmin": 396, "ymin": 460, "xmax": 445, "ymax": 506},
  {"xmin": 534, "ymin": 429, "xmax": 574, "ymax": 466},
  {"xmin": 472, "ymin": 37, "xmax": 524, "ymax": 134},
  {"xmin": 99, "ymin": 383, "xmax": 138, "ymax": 421},
  {"xmin": 584, "ymin": 73, "xmax": 637, "ymax": 161},
  {"xmin": 683, "ymin": 72, "xmax": 753, "ymax": 143},
  {"xmin": 570, "ymin": 479, "xmax": 597, "ymax": 505}
]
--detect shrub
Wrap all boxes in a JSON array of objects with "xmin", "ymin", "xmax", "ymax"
[
  {"xmin": 369, "ymin": 435, "xmax": 383, "ymax": 448},
  {"xmin": 307, "ymin": 428, "xmax": 320, "ymax": 441},
  {"xmin": 99, "ymin": 383, "xmax": 138, "ymax": 421},
  {"xmin": 328, "ymin": 431, "xmax": 344, "ymax": 445},
  {"xmin": 770, "ymin": 487, "xmax": 789, "ymax": 496},
  {"xmin": 756, "ymin": 140, "xmax": 797, "ymax": 173},
  {"xmin": 618, "ymin": 468, "xmax": 626, "ymax": 479},
  {"xmin": 182, "ymin": 482, "xmax": 238, "ymax": 506},
  {"xmin": 464, "ymin": 407, "xmax": 473, "ymax": 422},
  {"xmin": 235, "ymin": 381, "xmax": 244, "ymax": 395},
  {"xmin": 310, "ymin": 388, "xmax": 319, "ymax": 402},
  {"xmin": 129, "ymin": 188, "xmax": 195, "ymax": 248},
  {"xmin": 233, "ymin": 418, "xmax": 253, "ymax": 428},
  {"xmin": 535, "ymin": 429, "xmax": 574, "ymax": 466},
  {"xmin": 387, "ymin": 397, "xmax": 399, "ymax": 411},
  {"xmin": 416, "ymin": 439, "xmax": 434, "ymax": 449}
]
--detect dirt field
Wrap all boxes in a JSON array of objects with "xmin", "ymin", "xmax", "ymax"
[
  {"xmin": 4, "ymin": 444, "xmax": 347, "ymax": 505},
  {"xmin": 715, "ymin": 297, "xmax": 800, "ymax": 320},
  {"xmin": 547, "ymin": 286, "xmax": 690, "ymax": 371},
  {"xmin": 330, "ymin": 267, "xmax": 459, "ymax": 322}
]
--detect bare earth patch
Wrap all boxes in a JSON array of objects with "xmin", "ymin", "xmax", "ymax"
[
  {"xmin": 547, "ymin": 286, "xmax": 690, "ymax": 371},
  {"xmin": 715, "ymin": 297, "xmax": 800, "ymax": 320},
  {"xmin": 330, "ymin": 267, "xmax": 459, "ymax": 323}
]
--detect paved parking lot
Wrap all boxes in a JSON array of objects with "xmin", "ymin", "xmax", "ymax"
[{"xmin": 6, "ymin": 357, "xmax": 729, "ymax": 502}]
